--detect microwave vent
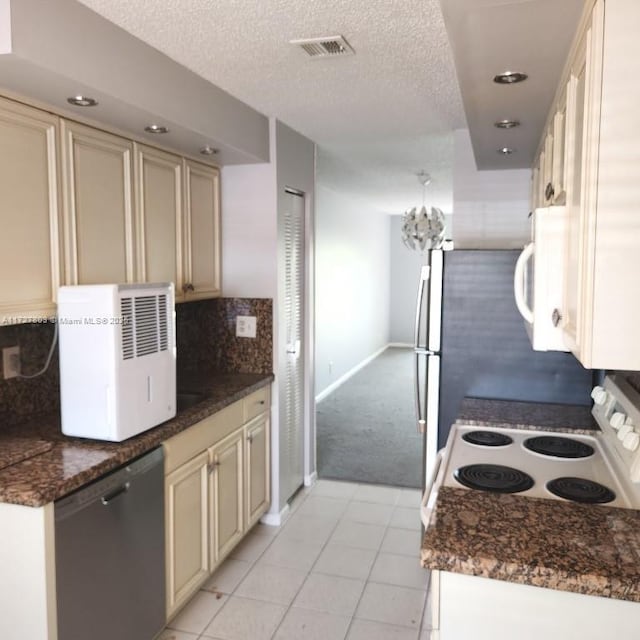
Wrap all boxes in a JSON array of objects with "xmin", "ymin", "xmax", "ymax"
[{"xmin": 120, "ymin": 293, "xmax": 170, "ymax": 360}]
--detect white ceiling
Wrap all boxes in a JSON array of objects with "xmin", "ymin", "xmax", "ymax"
[{"xmin": 75, "ymin": 0, "xmax": 583, "ymax": 214}]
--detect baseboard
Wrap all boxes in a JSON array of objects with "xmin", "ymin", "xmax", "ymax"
[
  {"xmin": 388, "ymin": 342, "xmax": 414, "ymax": 348},
  {"xmin": 260, "ymin": 503, "xmax": 290, "ymax": 527},
  {"xmin": 315, "ymin": 344, "xmax": 389, "ymax": 403},
  {"xmin": 304, "ymin": 471, "xmax": 317, "ymax": 487}
]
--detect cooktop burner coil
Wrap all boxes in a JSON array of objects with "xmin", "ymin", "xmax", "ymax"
[
  {"xmin": 462, "ymin": 431, "xmax": 513, "ymax": 447},
  {"xmin": 454, "ymin": 464, "xmax": 534, "ymax": 494},
  {"xmin": 546, "ymin": 477, "xmax": 616, "ymax": 504},
  {"xmin": 524, "ymin": 436, "xmax": 595, "ymax": 459}
]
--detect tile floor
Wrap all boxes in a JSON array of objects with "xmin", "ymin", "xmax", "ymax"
[{"xmin": 160, "ymin": 479, "xmax": 433, "ymax": 640}]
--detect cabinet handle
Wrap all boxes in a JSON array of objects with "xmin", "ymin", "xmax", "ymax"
[
  {"xmin": 181, "ymin": 283, "xmax": 195, "ymax": 293},
  {"xmin": 545, "ymin": 182, "xmax": 555, "ymax": 201},
  {"xmin": 208, "ymin": 461, "xmax": 220, "ymax": 474},
  {"xmin": 247, "ymin": 434, "xmax": 254, "ymax": 444},
  {"xmin": 552, "ymin": 308, "xmax": 562, "ymax": 327},
  {"xmin": 258, "ymin": 400, "xmax": 265, "ymax": 405}
]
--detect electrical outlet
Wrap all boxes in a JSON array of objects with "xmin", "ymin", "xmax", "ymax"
[
  {"xmin": 2, "ymin": 346, "xmax": 20, "ymax": 379},
  {"xmin": 236, "ymin": 315, "xmax": 257, "ymax": 338}
]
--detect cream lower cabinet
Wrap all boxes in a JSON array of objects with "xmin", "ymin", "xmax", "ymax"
[
  {"xmin": 164, "ymin": 387, "xmax": 271, "ymax": 619},
  {"xmin": 165, "ymin": 451, "xmax": 209, "ymax": 613},
  {"xmin": 0, "ymin": 96, "xmax": 61, "ymax": 323}
]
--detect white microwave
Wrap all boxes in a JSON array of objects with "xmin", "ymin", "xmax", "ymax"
[{"xmin": 514, "ymin": 207, "xmax": 568, "ymax": 352}]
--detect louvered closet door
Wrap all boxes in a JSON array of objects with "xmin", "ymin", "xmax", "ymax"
[{"xmin": 280, "ymin": 190, "xmax": 305, "ymax": 503}]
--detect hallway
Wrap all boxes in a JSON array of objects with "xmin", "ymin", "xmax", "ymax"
[{"xmin": 316, "ymin": 348, "xmax": 421, "ymax": 488}]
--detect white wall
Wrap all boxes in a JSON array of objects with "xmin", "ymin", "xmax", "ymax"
[
  {"xmin": 221, "ymin": 118, "xmax": 316, "ymax": 517},
  {"xmin": 452, "ymin": 129, "xmax": 532, "ymax": 248},
  {"xmin": 221, "ymin": 163, "xmax": 277, "ymax": 298},
  {"xmin": 389, "ymin": 215, "xmax": 426, "ymax": 345},
  {"xmin": 315, "ymin": 184, "xmax": 391, "ymax": 395}
]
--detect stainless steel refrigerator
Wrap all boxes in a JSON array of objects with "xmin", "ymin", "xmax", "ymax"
[{"xmin": 414, "ymin": 249, "xmax": 594, "ymax": 488}]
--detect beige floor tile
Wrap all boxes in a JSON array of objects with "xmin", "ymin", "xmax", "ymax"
[
  {"xmin": 293, "ymin": 572, "xmax": 365, "ymax": 616},
  {"xmin": 397, "ymin": 489, "xmax": 422, "ymax": 509},
  {"xmin": 202, "ymin": 596, "xmax": 286, "ymax": 640},
  {"xmin": 343, "ymin": 501, "xmax": 394, "ymax": 526},
  {"xmin": 329, "ymin": 519, "xmax": 386, "ymax": 551},
  {"xmin": 235, "ymin": 562, "xmax": 307, "ymax": 605},
  {"xmin": 167, "ymin": 590, "xmax": 227, "ymax": 635},
  {"xmin": 157, "ymin": 630, "xmax": 199, "ymax": 640},
  {"xmin": 279, "ymin": 512, "xmax": 338, "ymax": 544},
  {"xmin": 251, "ymin": 522, "xmax": 281, "ymax": 537},
  {"xmin": 369, "ymin": 553, "xmax": 429, "ymax": 590},
  {"xmin": 202, "ymin": 558, "xmax": 253, "ymax": 594},
  {"xmin": 273, "ymin": 607, "xmax": 351, "ymax": 640},
  {"xmin": 297, "ymin": 495, "xmax": 349, "ymax": 520},
  {"xmin": 258, "ymin": 535, "xmax": 325, "ymax": 571},
  {"xmin": 347, "ymin": 619, "xmax": 419, "ymax": 640},
  {"xmin": 312, "ymin": 479, "xmax": 359, "ymax": 499},
  {"xmin": 355, "ymin": 582, "xmax": 426, "ymax": 629},
  {"xmin": 380, "ymin": 527, "xmax": 422, "ymax": 557},
  {"xmin": 353, "ymin": 484, "xmax": 401, "ymax": 505},
  {"xmin": 389, "ymin": 507, "xmax": 421, "ymax": 531},
  {"xmin": 229, "ymin": 529, "xmax": 273, "ymax": 562},
  {"xmin": 313, "ymin": 543, "xmax": 377, "ymax": 580}
]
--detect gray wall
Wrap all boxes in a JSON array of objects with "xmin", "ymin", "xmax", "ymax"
[
  {"xmin": 315, "ymin": 184, "xmax": 390, "ymax": 396},
  {"xmin": 389, "ymin": 216, "xmax": 427, "ymax": 345}
]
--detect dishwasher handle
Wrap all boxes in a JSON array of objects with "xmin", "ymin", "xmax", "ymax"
[{"xmin": 101, "ymin": 481, "xmax": 131, "ymax": 506}]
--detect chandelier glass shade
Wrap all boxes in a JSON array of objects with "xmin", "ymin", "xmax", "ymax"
[{"xmin": 401, "ymin": 171, "xmax": 445, "ymax": 251}]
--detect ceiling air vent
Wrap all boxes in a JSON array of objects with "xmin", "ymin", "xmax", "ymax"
[{"xmin": 291, "ymin": 35, "xmax": 355, "ymax": 58}]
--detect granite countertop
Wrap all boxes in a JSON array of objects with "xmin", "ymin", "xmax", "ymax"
[
  {"xmin": 456, "ymin": 397, "xmax": 598, "ymax": 433},
  {"xmin": 421, "ymin": 487, "xmax": 640, "ymax": 602},
  {"xmin": 0, "ymin": 370, "xmax": 273, "ymax": 508},
  {"xmin": 421, "ymin": 397, "xmax": 640, "ymax": 602}
]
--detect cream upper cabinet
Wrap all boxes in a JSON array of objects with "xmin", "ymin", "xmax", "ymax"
[
  {"xmin": 134, "ymin": 144, "xmax": 184, "ymax": 298},
  {"xmin": 245, "ymin": 415, "xmax": 270, "ymax": 530},
  {"xmin": 183, "ymin": 160, "xmax": 221, "ymax": 299},
  {"xmin": 165, "ymin": 451, "xmax": 209, "ymax": 617},
  {"xmin": 61, "ymin": 120, "xmax": 135, "ymax": 285},
  {"xmin": 556, "ymin": 0, "xmax": 640, "ymax": 370},
  {"xmin": 209, "ymin": 429, "xmax": 244, "ymax": 564},
  {"xmin": 0, "ymin": 97, "xmax": 61, "ymax": 323},
  {"xmin": 551, "ymin": 87, "xmax": 568, "ymax": 204}
]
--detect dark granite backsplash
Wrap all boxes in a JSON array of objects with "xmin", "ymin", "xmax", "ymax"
[
  {"xmin": 0, "ymin": 297, "xmax": 272, "ymax": 428},
  {"xmin": 0, "ymin": 321, "xmax": 60, "ymax": 426},
  {"xmin": 624, "ymin": 372, "xmax": 640, "ymax": 395},
  {"xmin": 176, "ymin": 298, "xmax": 273, "ymax": 375}
]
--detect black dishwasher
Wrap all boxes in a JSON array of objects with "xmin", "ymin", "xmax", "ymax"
[{"xmin": 55, "ymin": 447, "xmax": 165, "ymax": 640}]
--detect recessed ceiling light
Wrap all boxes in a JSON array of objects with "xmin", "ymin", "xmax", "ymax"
[
  {"xmin": 497, "ymin": 147, "xmax": 516, "ymax": 155},
  {"xmin": 67, "ymin": 95, "xmax": 98, "ymax": 107},
  {"xmin": 494, "ymin": 119, "xmax": 520, "ymax": 129},
  {"xmin": 145, "ymin": 124, "xmax": 169, "ymax": 134},
  {"xmin": 493, "ymin": 71, "xmax": 528, "ymax": 84},
  {"xmin": 200, "ymin": 145, "xmax": 219, "ymax": 156}
]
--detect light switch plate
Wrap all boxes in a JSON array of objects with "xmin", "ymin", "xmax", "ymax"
[{"xmin": 236, "ymin": 315, "xmax": 257, "ymax": 338}]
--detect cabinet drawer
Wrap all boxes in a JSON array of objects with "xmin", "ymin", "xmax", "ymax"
[
  {"xmin": 164, "ymin": 400, "xmax": 243, "ymax": 473},
  {"xmin": 243, "ymin": 387, "xmax": 270, "ymax": 422}
]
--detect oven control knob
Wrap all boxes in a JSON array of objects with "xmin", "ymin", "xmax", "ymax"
[
  {"xmin": 617, "ymin": 423, "xmax": 634, "ymax": 441},
  {"xmin": 611, "ymin": 412, "xmax": 627, "ymax": 430},
  {"xmin": 623, "ymin": 432, "xmax": 640, "ymax": 452},
  {"xmin": 591, "ymin": 386, "xmax": 608, "ymax": 405}
]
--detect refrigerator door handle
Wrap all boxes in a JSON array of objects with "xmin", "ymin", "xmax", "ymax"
[
  {"xmin": 414, "ymin": 352, "xmax": 425, "ymax": 434},
  {"xmin": 514, "ymin": 243, "xmax": 535, "ymax": 324},
  {"xmin": 414, "ymin": 265, "xmax": 430, "ymax": 350}
]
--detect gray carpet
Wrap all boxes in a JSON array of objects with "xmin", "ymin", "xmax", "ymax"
[{"xmin": 317, "ymin": 347, "xmax": 422, "ymax": 488}]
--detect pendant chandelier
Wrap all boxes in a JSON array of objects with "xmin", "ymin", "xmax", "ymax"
[{"xmin": 401, "ymin": 171, "xmax": 445, "ymax": 251}]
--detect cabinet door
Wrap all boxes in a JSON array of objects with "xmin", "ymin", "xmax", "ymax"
[
  {"xmin": 551, "ymin": 88, "xmax": 568, "ymax": 204},
  {"xmin": 165, "ymin": 451, "xmax": 209, "ymax": 618},
  {"xmin": 183, "ymin": 160, "xmax": 221, "ymax": 299},
  {"xmin": 210, "ymin": 429, "xmax": 244, "ymax": 567},
  {"xmin": 0, "ymin": 97, "xmax": 61, "ymax": 323},
  {"xmin": 134, "ymin": 144, "xmax": 184, "ymax": 297},
  {"xmin": 245, "ymin": 415, "xmax": 270, "ymax": 530},
  {"xmin": 542, "ymin": 131, "xmax": 554, "ymax": 204},
  {"xmin": 61, "ymin": 120, "xmax": 134, "ymax": 284}
]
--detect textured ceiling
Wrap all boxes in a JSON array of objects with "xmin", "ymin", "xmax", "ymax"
[{"xmin": 76, "ymin": 0, "xmax": 465, "ymax": 214}]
